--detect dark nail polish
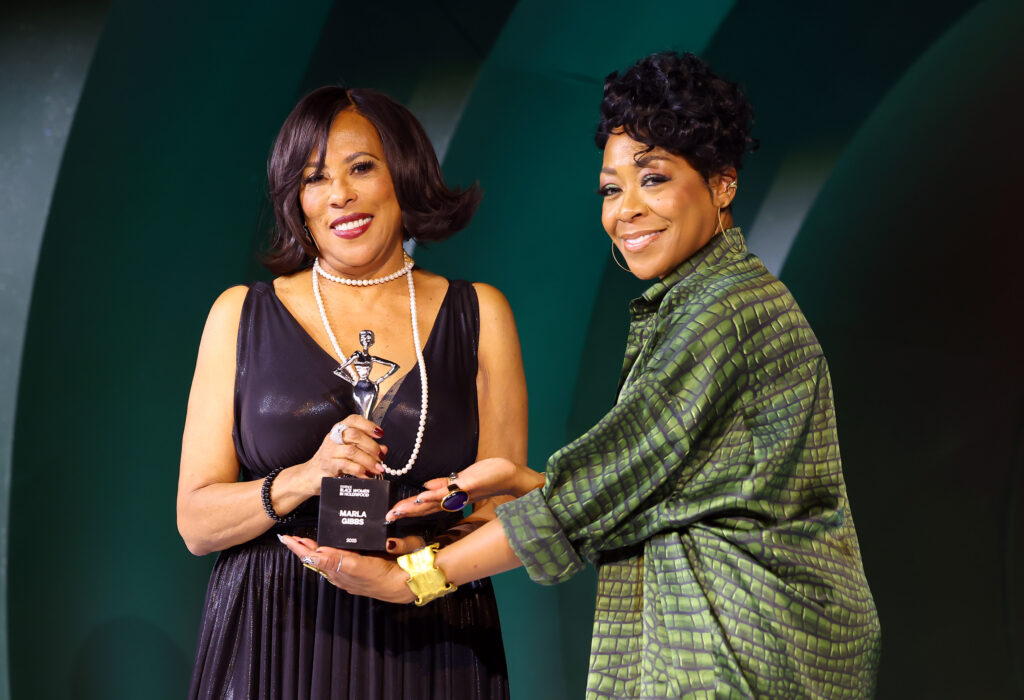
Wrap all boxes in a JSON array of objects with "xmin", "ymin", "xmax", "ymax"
[{"xmin": 374, "ymin": 427, "xmax": 384, "ymax": 437}]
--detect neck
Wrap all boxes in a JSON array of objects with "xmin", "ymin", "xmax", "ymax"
[{"xmin": 318, "ymin": 243, "xmax": 408, "ymax": 281}]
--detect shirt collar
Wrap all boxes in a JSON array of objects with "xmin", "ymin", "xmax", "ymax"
[{"xmin": 630, "ymin": 227, "xmax": 746, "ymax": 316}]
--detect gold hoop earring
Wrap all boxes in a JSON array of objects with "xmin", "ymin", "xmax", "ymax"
[
  {"xmin": 610, "ymin": 242, "xmax": 630, "ymax": 273},
  {"xmin": 717, "ymin": 208, "xmax": 743, "ymax": 253},
  {"xmin": 304, "ymin": 224, "xmax": 320, "ymax": 253}
]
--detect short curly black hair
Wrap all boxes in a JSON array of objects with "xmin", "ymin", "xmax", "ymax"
[{"xmin": 596, "ymin": 51, "xmax": 757, "ymax": 180}]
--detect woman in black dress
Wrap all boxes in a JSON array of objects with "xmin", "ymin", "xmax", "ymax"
[{"xmin": 177, "ymin": 87, "xmax": 527, "ymax": 699}]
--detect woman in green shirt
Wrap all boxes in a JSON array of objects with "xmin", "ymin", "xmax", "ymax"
[{"xmin": 283, "ymin": 51, "xmax": 882, "ymax": 698}]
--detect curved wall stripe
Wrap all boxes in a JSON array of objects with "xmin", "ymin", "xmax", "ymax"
[
  {"xmin": 780, "ymin": 0, "xmax": 1024, "ymax": 693},
  {"xmin": 5, "ymin": 1, "xmax": 1020, "ymax": 697},
  {"xmin": 0, "ymin": 3, "xmax": 110, "ymax": 699},
  {"xmin": 745, "ymin": 147, "xmax": 840, "ymax": 274},
  {"xmin": 565, "ymin": 0, "xmax": 985, "ymax": 514},
  {"xmin": 697, "ymin": 0, "xmax": 983, "ymax": 272},
  {"xmin": 7, "ymin": 2, "xmax": 334, "ymax": 697},
  {"xmin": 416, "ymin": 3, "xmax": 735, "ymax": 695}
]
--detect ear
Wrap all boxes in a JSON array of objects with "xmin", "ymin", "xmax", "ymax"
[{"xmin": 709, "ymin": 168, "xmax": 739, "ymax": 209}]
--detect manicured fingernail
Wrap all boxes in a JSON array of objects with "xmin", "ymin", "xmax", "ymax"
[
  {"xmin": 276, "ymin": 534, "xmax": 285, "ymax": 543},
  {"xmin": 374, "ymin": 427, "xmax": 384, "ymax": 437},
  {"xmin": 386, "ymin": 540, "xmax": 396, "ymax": 551}
]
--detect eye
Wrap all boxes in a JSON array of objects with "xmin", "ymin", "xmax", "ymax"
[
  {"xmin": 597, "ymin": 183, "xmax": 621, "ymax": 198},
  {"xmin": 641, "ymin": 173, "xmax": 669, "ymax": 187},
  {"xmin": 302, "ymin": 171, "xmax": 325, "ymax": 185},
  {"xmin": 351, "ymin": 160, "xmax": 376, "ymax": 175}
]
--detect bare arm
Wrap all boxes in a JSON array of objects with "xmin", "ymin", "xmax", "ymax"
[
  {"xmin": 445, "ymin": 283, "xmax": 528, "ymax": 535},
  {"xmin": 281, "ymin": 518, "xmax": 522, "ymax": 604},
  {"xmin": 176, "ymin": 287, "xmax": 385, "ymax": 556}
]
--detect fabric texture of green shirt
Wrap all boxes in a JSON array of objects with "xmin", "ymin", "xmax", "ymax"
[{"xmin": 496, "ymin": 228, "xmax": 881, "ymax": 698}]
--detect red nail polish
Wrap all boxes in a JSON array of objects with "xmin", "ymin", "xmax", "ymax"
[{"xmin": 374, "ymin": 427, "xmax": 384, "ymax": 437}]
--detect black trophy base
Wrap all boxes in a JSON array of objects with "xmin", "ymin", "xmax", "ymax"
[{"xmin": 317, "ymin": 476, "xmax": 390, "ymax": 552}]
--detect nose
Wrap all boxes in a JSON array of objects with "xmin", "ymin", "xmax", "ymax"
[
  {"xmin": 617, "ymin": 185, "xmax": 644, "ymax": 222},
  {"xmin": 328, "ymin": 177, "xmax": 355, "ymax": 207}
]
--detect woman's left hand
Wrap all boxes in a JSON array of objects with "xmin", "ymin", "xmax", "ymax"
[
  {"xmin": 385, "ymin": 458, "xmax": 543, "ymax": 522},
  {"xmin": 279, "ymin": 535, "xmax": 414, "ymax": 604}
]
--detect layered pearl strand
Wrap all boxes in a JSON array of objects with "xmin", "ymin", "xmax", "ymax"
[
  {"xmin": 314, "ymin": 253, "xmax": 414, "ymax": 286},
  {"xmin": 312, "ymin": 252, "xmax": 427, "ymax": 476}
]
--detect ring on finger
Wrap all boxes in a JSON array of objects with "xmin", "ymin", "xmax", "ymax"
[
  {"xmin": 301, "ymin": 555, "xmax": 325, "ymax": 576},
  {"xmin": 441, "ymin": 479, "xmax": 469, "ymax": 513},
  {"xmin": 330, "ymin": 422, "xmax": 351, "ymax": 445}
]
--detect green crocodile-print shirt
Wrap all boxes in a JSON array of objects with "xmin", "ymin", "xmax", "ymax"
[{"xmin": 497, "ymin": 229, "xmax": 881, "ymax": 698}]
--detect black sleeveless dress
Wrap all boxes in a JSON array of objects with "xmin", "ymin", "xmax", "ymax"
[{"xmin": 188, "ymin": 279, "xmax": 509, "ymax": 700}]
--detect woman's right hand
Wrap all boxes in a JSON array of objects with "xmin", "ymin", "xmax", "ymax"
[{"xmin": 298, "ymin": 415, "xmax": 387, "ymax": 494}]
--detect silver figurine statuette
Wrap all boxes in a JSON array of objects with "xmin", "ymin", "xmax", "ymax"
[
  {"xmin": 334, "ymin": 330, "xmax": 398, "ymax": 419},
  {"xmin": 318, "ymin": 329, "xmax": 395, "ymax": 551}
]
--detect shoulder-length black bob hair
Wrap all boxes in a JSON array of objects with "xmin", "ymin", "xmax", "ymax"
[
  {"xmin": 264, "ymin": 86, "xmax": 481, "ymax": 275},
  {"xmin": 595, "ymin": 52, "xmax": 758, "ymax": 181}
]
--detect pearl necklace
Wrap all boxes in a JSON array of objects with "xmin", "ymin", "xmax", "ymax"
[
  {"xmin": 312, "ymin": 254, "xmax": 427, "ymax": 476},
  {"xmin": 314, "ymin": 252, "xmax": 414, "ymax": 286}
]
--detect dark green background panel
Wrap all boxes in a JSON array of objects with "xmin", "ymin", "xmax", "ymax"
[
  {"xmin": 5, "ymin": 1, "xmax": 1023, "ymax": 698},
  {"xmin": 8, "ymin": 2, "xmax": 334, "ymax": 697},
  {"xmin": 781, "ymin": 0, "xmax": 1024, "ymax": 694}
]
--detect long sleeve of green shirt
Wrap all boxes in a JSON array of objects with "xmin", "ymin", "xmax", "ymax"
[{"xmin": 497, "ymin": 229, "xmax": 880, "ymax": 699}]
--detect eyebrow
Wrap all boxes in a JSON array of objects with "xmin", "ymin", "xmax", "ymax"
[
  {"xmin": 344, "ymin": 151, "xmax": 378, "ymax": 163},
  {"xmin": 634, "ymin": 155, "xmax": 669, "ymax": 168},
  {"xmin": 304, "ymin": 151, "xmax": 379, "ymax": 169},
  {"xmin": 601, "ymin": 155, "xmax": 670, "ymax": 175}
]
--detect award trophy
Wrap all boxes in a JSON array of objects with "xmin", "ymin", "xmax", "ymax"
[{"xmin": 317, "ymin": 330, "xmax": 396, "ymax": 552}]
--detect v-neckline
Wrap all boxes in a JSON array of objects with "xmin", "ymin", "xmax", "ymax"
[{"xmin": 264, "ymin": 279, "xmax": 452, "ymax": 413}]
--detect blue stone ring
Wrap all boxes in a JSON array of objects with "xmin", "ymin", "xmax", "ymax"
[{"xmin": 441, "ymin": 472, "xmax": 469, "ymax": 512}]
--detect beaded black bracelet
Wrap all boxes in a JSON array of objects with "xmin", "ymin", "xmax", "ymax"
[{"xmin": 261, "ymin": 466, "xmax": 296, "ymax": 523}]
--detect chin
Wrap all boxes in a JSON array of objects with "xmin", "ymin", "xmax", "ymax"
[{"xmin": 623, "ymin": 260, "xmax": 665, "ymax": 281}]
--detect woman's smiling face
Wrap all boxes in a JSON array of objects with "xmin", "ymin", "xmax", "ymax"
[
  {"xmin": 299, "ymin": 108, "xmax": 405, "ymax": 277},
  {"xmin": 599, "ymin": 131, "xmax": 736, "ymax": 280}
]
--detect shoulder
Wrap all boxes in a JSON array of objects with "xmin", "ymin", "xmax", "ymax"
[
  {"xmin": 194, "ymin": 285, "xmax": 250, "ymax": 362},
  {"xmin": 206, "ymin": 284, "xmax": 250, "ymax": 327},
  {"xmin": 471, "ymin": 282, "xmax": 517, "ymax": 328},
  {"xmin": 664, "ymin": 257, "xmax": 801, "ymax": 329}
]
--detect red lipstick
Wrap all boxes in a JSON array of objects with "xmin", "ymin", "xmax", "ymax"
[{"xmin": 329, "ymin": 213, "xmax": 373, "ymax": 239}]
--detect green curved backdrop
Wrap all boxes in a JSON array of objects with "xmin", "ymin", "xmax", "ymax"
[{"xmin": 3, "ymin": 0, "xmax": 1022, "ymax": 697}]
